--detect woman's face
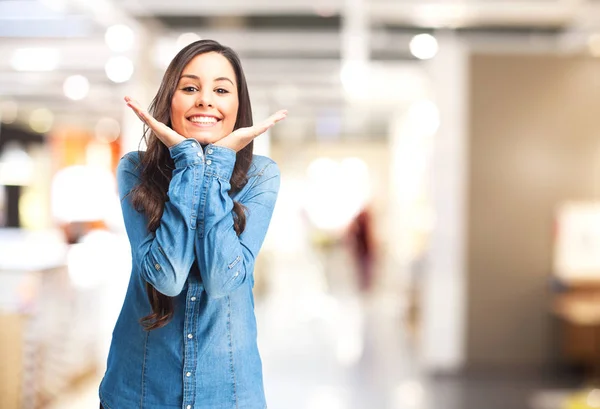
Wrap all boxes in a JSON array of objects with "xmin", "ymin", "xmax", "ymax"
[{"xmin": 170, "ymin": 52, "xmax": 239, "ymax": 145}]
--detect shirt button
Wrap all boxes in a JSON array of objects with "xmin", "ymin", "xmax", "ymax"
[
  {"xmin": 197, "ymin": 152, "xmax": 202, "ymax": 157},
  {"xmin": 154, "ymin": 263, "xmax": 160, "ymax": 270},
  {"xmin": 187, "ymin": 406, "xmax": 192, "ymax": 409},
  {"xmin": 186, "ymin": 371, "xmax": 192, "ymax": 377},
  {"xmin": 190, "ymin": 296, "xmax": 197, "ymax": 301},
  {"xmin": 206, "ymin": 159, "xmax": 212, "ymax": 165},
  {"xmin": 207, "ymin": 148, "xmax": 213, "ymax": 154},
  {"xmin": 187, "ymin": 333, "xmax": 193, "ymax": 339}
]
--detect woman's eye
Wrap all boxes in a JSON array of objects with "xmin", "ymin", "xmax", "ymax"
[
  {"xmin": 215, "ymin": 88, "xmax": 229, "ymax": 94},
  {"xmin": 182, "ymin": 86, "xmax": 197, "ymax": 92}
]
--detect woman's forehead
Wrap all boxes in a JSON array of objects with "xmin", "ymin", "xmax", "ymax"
[{"xmin": 181, "ymin": 52, "xmax": 236, "ymax": 81}]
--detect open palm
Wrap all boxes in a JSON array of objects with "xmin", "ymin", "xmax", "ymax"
[{"xmin": 125, "ymin": 96, "xmax": 287, "ymax": 151}]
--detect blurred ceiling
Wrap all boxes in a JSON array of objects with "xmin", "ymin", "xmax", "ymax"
[{"xmin": 1, "ymin": 0, "xmax": 599, "ymax": 142}]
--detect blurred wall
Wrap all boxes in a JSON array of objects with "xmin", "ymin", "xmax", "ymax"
[{"xmin": 466, "ymin": 54, "xmax": 600, "ymax": 369}]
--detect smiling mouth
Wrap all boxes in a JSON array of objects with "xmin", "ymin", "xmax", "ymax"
[{"xmin": 187, "ymin": 116, "xmax": 221, "ymax": 127}]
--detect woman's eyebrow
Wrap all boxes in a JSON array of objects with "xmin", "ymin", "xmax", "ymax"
[
  {"xmin": 180, "ymin": 74, "xmax": 200, "ymax": 81},
  {"xmin": 179, "ymin": 74, "xmax": 234, "ymax": 86},
  {"xmin": 214, "ymin": 77, "xmax": 234, "ymax": 85}
]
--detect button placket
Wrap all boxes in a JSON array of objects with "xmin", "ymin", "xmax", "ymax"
[{"xmin": 183, "ymin": 285, "xmax": 198, "ymax": 407}]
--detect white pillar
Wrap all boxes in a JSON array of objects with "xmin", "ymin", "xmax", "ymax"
[
  {"xmin": 340, "ymin": 0, "xmax": 370, "ymax": 101},
  {"xmin": 341, "ymin": 0, "xmax": 369, "ymax": 64},
  {"xmin": 421, "ymin": 31, "xmax": 469, "ymax": 372}
]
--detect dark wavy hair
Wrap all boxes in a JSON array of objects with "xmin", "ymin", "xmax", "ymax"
[{"xmin": 130, "ymin": 39, "xmax": 253, "ymax": 331}]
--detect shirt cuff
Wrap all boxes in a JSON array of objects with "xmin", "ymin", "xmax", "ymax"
[
  {"xmin": 204, "ymin": 145, "xmax": 236, "ymax": 181},
  {"xmin": 168, "ymin": 139, "xmax": 204, "ymax": 168}
]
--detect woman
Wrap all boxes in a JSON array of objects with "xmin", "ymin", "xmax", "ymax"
[{"xmin": 99, "ymin": 39, "xmax": 286, "ymax": 409}]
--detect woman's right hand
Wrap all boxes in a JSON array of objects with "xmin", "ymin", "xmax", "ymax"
[{"xmin": 125, "ymin": 96, "xmax": 185, "ymax": 148}]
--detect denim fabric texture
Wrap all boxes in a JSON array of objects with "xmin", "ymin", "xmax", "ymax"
[{"xmin": 99, "ymin": 138, "xmax": 279, "ymax": 409}]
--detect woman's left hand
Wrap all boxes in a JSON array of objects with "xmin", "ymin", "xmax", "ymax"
[{"xmin": 215, "ymin": 110, "xmax": 287, "ymax": 152}]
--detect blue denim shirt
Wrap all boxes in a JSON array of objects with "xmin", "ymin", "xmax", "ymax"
[{"xmin": 99, "ymin": 139, "xmax": 279, "ymax": 409}]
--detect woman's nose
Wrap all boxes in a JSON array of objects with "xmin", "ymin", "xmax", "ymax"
[{"xmin": 196, "ymin": 90, "xmax": 213, "ymax": 107}]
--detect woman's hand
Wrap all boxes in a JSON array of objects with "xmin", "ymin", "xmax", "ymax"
[
  {"xmin": 125, "ymin": 96, "xmax": 185, "ymax": 148},
  {"xmin": 126, "ymin": 95, "xmax": 287, "ymax": 151},
  {"xmin": 215, "ymin": 110, "xmax": 287, "ymax": 152}
]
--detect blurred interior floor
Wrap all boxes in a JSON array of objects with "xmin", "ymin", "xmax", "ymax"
[{"xmin": 46, "ymin": 248, "xmax": 578, "ymax": 409}]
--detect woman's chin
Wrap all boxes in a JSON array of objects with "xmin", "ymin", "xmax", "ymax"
[{"xmin": 186, "ymin": 131, "xmax": 225, "ymax": 145}]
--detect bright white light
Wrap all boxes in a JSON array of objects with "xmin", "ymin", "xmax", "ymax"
[
  {"xmin": 307, "ymin": 157, "xmax": 338, "ymax": 181},
  {"xmin": 409, "ymin": 34, "xmax": 439, "ymax": 60},
  {"xmin": 63, "ymin": 75, "xmax": 89, "ymax": 101},
  {"xmin": 67, "ymin": 230, "xmax": 129, "ymax": 289},
  {"xmin": 67, "ymin": 243, "xmax": 104, "ymax": 289},
  {"xmin": 51, "ymin": 165, "xmax": 117, "ymax": 223},
  {"xmin": 177, "ymin": 32, "xmax": 201, "ymax": 50},
  {"xmin": 105, "ymin": 24, "xmax": 135, "ymax": 52},
  {"xmin": 105, "ymin": 56, "xmax": 134, "ymax": 83},
  {"xmin": 304, "ymin": 157, "xmax": 370, "ymax": 231},
  {"xmin": 95, "ymin": 117, "xmax": 121, "ymax": 143},
  {"xmin": 334, "ymin": 300, "xmax": 364, "ymax": 367},
  {"xmin": 407, "ymin": 99, "xmax": 440, "ymax": 136},
  {"xmin": 0, "ymin": 142, "xmax": 33, "ymax": 186},
  {"xmin": 0, "ymin": 100, "xmax": 18, "ymax": 124},
  {"xmin": 341, "ymin": 157, "xmax": 369, "ymax": 189},
  {"xmin": 340, "ymin": 60, "xmax": 369, "ymax": 99},
  {"xmin": 29, "ymin": 108, "xmax": 54, "ymax": 133},
  {"xmin": 11, "ymin": 48, "xmax": 59, "ymax": 72}
]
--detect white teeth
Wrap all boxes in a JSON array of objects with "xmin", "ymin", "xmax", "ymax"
[{"xmin": 189, "ymin": 116, "xmax": 217, "ymax": 124}]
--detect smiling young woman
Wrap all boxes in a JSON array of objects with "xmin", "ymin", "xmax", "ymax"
[
  {"xmin": 98, "ymin": 39, "xmax": 286, "ymax": 409},
  {"xmin": 169, "ymin": 52, "xmax": 240, "ymax": 145}
]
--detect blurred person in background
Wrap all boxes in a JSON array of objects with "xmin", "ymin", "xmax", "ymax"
[
  {"xmin": 346, "ymin": 206, "xmax": 376, "ymax": 293},
  {"xmin": 98, "ymin": 39, "xmax": 287, "ymax": 409}
]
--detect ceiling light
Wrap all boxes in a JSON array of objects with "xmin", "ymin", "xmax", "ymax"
[
  {"xmin": 29, "ymin": 108, "xmax": 54, "ymax": 133},
  {"xmin": 105, "ymin": 24, "xmax": 135, "ymax": 52},
  {"xmin": 63, "ymin": 75, "xmax": 89, "ymax": 101},
  {"xmin": 105, "ymin": 56, "xmax": 134, "ymax": 83},
  {"xmin": 409, "ymin": 34, "xmax": 439, "ymax": 60}
]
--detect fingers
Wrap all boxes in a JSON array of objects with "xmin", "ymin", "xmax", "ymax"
[
  {"xmin": 264, "ymin": 109, "xmax": 287, "ymax": 128},
  {"xmin": 124, "ymin": 96, "xmax": 150, "ymax": 125},
  {"xmin": 124, "ymin": 96, "xmax": 165, "ymax": 134},
  {"xmin": 255, "ymin": 109, "xmax": 288, "ymax": 136}
]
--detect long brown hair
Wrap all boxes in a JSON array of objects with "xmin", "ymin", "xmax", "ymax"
[{"xmin": 130, "ymin": 40, "xmax": 253, "ymax": 331}]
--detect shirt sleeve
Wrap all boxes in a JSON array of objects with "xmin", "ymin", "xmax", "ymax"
[
  {"xmin": 118, "ymin": 139, "xmax": 205, "ymax": 297},
  {"xmin": 195, "ymin": 145, "xmax": 280, "ymax": 299}
]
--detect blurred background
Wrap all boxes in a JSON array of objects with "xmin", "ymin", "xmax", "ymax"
[{"xmin": 3, "ymin": 0, "xmax": 600, "ymax": 408}]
